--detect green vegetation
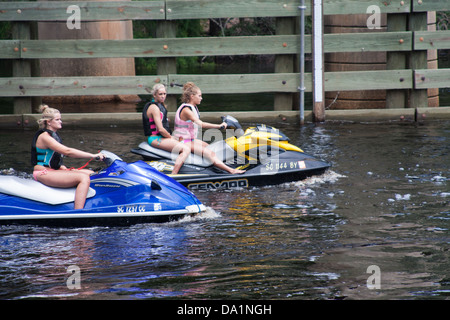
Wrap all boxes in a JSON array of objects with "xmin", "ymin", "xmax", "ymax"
[{"xmin": 437, "ymin": 11, "xmax": 450, "ymax": 30}]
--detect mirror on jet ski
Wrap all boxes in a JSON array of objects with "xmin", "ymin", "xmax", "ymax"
[{"xmin": 221, "ymin": 115, "xmax": 244, "ymax": 137}]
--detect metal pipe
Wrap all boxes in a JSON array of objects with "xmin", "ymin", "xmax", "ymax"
[{"xmin": 298, "ymin": 0, "xmax": 306, "ymax": 125}]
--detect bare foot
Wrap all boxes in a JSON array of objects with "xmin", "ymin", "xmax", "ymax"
[{"xmin": 229, "ymin": 168, "xmax": 246, "ymax": 174}]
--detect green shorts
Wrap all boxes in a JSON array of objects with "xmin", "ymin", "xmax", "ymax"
[{"xmin": 148, "ymin": 135, "xmax": 162, "ymax": 145}]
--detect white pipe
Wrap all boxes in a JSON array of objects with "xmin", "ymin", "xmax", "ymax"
[{"xmin": 299, "ymin": 0, "xmax": 306, "ymax": 124}]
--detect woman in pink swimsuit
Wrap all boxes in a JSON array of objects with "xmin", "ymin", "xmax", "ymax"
[{"xmin": 173, "ymin": 82, "xmax": 245, "ymax": 175}]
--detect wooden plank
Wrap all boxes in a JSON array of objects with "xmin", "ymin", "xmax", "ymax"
[
  {"xmin": 166, "ymin": 0, "xmax": 410, "ymax": 19},
  {"xmin": 325, "ymin": 70, "xmax": 413, "ymax": 91},
  {"xmin": 0, "ymin": 76, "xmax": 167, "ymax": 97},
  {"xmin": 274, "ymin": 17, "xmax": 295, "ymax": 111},
  {"xmin": 14, "ymin": 31, "xmax": 413, "ymax": 59},
  {"xmin": 0, "ymin": 40, "xmax": 21, "ymax": 58},
  {"xmin": 169, "ymin": 70, "xmax": 412, "ymax": 94},
  {"xmin": 386, "ymin": 13, "xmax": 408, "ymax": 109},
  {"xmin": 156, "ymin": 20, "xmax": 178, "ymax": 112},
  {"xmin": 0, "ymin": 1, "xmax": 165, "ymax": 22},
  {"xmin": 0, "ymin": 74, "xmax": 304, "ymax": 97},
  {"xmin": 166, "ymin": 0, "xmax": 303, "ymax": 20},
  {"xmin": 412, "ymin": 0, "xmax": 449, "ymax": 12},
  {"xmin": 408, "ymin": 11, "xmax": 428, "ymax": 109},
  {"xmin": 415, "ymin": 69, "xmax": 450, "ymax": 89},
  {"xmin": 167, "ymin": 73, "xmax": 308, "ymax": 94},
  {"xmin": 12, "ymin": 21, "xmax": 32, "ymax": 114},
  {"xmin": 324, "ymin": 0, "xmax": 410, "ymax": 15},
  {"xmin": 414, "ymin": 30, "xmax": 450, "ymax": 50},
  {"xmin": 20, "ymin": 36, "xmax": 300, "ymax": 59},
  {"xmin": 0, "ymin": 70, "xmax": 417, "ymax": 98},
  {"xmin": 0, "ymin": 0, "xmax": 413, "ymax": 22},
  {"xmin": 325, "ymin": 31, "xmax": 412, "ymax": 52}
]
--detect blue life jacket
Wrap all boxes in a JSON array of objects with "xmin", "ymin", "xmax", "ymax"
[{"xmin": 31, "ymin": 129, "xmax": 64, "ymax": 169}]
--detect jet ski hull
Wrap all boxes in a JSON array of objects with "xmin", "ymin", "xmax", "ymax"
[
  {"xmin": 0, "ymin": 184, "xmax": 205, "ymax": 227},
  {"xmin": 137, "ymin": 150, "xmax": 331, "ymax": 190},
  {"xmin": 0, "ymin": 207, "xmax": 201, "ymax": 227},
  {"xmin": 179, "ymin": 166, "xmax": 329, "ymax": 191}
]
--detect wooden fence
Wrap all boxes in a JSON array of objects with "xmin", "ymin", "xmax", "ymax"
[{"xmin": 1, "ymin": 0, "xmax": 450, "ymax": 118}]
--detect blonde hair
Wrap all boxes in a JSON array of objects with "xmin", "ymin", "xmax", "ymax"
[
  {"xmin": 37, "ymin": 104, "xmax": 60, "ymax": 129},
  {"xmin": 181, "ymin": 82, "xmax": 200, "ymax": 103},
  {"xmin": 151, "ymin": 83, "xmax": 166, "ymax": 96}
]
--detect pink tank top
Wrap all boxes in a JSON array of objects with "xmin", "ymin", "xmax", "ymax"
[{"xmin": 173, "ymin": 104, "xmax": 200, "ymax": 140}]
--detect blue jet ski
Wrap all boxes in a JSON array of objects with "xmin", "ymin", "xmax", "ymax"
[{"xmin": 0, "ymin": 151, "xmax": 205, "ymax": 227}]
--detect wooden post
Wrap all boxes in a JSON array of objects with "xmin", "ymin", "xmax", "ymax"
[
  {"xmin": 386, "ymin": 14, "xmax": 407, "ymax": 109},
  {"xmin": 12, "ymin": 22, "xmax": 32, "ymax": 114},
  {"xmin": 312, "ymin": 0, "xmax": 325, "ymax": 122},
  {"xmin": 408, "ymin": 12, "xmax": 428, "ymax": 109},
  {"xmin": 156, "ymin": 20, "xmax": 177, "ymax": 111},
  {"xmin": 274, "ymin": 17, "xmax": 295, "ymax": 111},
  {"xmin": 426, "ymin": 11, "xmax": 439, "ymax": 107}
]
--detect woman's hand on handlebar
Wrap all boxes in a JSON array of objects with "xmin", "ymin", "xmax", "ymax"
[{"xmin": 94, "ymin": 152, "xmax": 106, "ymax": 161}]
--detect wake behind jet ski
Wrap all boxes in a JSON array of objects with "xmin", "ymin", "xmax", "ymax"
[
  {"xmin": 0, "ymin": 151, "xmax": 205, "ymax": 227},
  {"xmin": 131, "ymin": 116, "xmax": 331, "ymax": 190}
]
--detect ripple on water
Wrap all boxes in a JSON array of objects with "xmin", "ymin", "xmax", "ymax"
[{"xmin": 1, "ymin": 122, "xmax": 449, "ymax": 300}]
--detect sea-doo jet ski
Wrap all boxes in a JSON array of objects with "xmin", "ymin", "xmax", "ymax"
[
  {"xmin": 0, "ymin": 151, "xmax": 205, "ymax": 227},
  {"xmin": 131, "ymin": 116, "xmax": 331, "ymax": 190}
]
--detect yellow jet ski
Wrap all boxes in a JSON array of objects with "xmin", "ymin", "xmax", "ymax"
[{"xmin": 131, "ymin": 116, "xmax": 331, "ymax": 190}]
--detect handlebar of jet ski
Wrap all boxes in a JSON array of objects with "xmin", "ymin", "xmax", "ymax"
[
  {"xmin": 97, "ymin": 150, "xmax": 123, "ymax": 167},
  {"xmin": 221, "ymin": 115, "xmax": 242, "ymax": 130}
]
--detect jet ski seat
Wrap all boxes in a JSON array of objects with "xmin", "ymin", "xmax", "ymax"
[
  {"xmin": 137, "ymin": 140, "xmax": 236, "ymax": 167},
  {"xmin": 0, "ymin": 176, "xmax": 96, "ymax": 205}
]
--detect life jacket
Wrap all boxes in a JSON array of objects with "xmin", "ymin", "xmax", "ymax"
[
  {"xmin": 31, "ymin": 129, "xmax": 64, "ymax": 169},
  {"xmin": 173, "ymin": 103, "xmax": 200, "ymax": 140},
  {"xmin": 142, "ymin": 100, "xmax": 171, "ymax": 136}
]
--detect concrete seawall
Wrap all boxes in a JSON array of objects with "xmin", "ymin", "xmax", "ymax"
[{"xmin": 1, "ymin": 107, "xmax": 450, "ymax": 129}]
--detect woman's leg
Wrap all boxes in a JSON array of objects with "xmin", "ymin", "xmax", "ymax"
[
  {"xmin": 152, "ymin": 138, "xmax": 190, "ymax": 174},
  {"xmin": 190, "ymin": 140, "xmax": 245, "ymax": 174},
  {"xmin": 36, "ymin": 169, "xmax": 91, "ymax": 209}
]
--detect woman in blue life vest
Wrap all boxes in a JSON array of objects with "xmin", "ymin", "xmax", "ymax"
[
  {"xmin": 31, "ymin": 104, "xmax": 105, "ymax": 209},
  {"xmin": 142, "ymin": 83, "xmax": 190, "ymax": 174},
  {"xmin": 173, "ymin": 82, "xmax": 245, "ymax": 174}
]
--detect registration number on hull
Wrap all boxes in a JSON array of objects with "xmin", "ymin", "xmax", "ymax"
[
  {"xmin": 264, "ymin": 160, "xmax": 306, "ymax": 172},
  {"xmin": 116, "ymin": 204, "xmax": 161, "ymax": 213}
]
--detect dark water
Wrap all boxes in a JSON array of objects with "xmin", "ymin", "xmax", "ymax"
[{"xmin": 0, "ymin": 119, "xmax": 448, "ymax": 300}]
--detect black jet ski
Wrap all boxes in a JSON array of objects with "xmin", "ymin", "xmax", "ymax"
[{"xmin": 131, "ymin": 116, "xmax": 331, "ymax": 190}]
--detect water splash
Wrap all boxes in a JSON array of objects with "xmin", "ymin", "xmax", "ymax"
[
  {"xmin": 284, "ymin": 170, "xmax": 346, "ymax": 189},
  {"xmin": 176, "ymin": 206, "xmax": 221, "ymax": 223}
]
